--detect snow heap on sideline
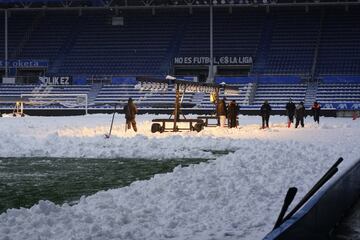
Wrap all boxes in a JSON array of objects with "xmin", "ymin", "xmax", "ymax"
[{"xmin": 0, "ymin": 114, "xmax": 359, "ymax": 240}]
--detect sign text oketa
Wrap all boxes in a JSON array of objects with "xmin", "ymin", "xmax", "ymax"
[{"xmin": 0, "ymin": 59, "xmax": 48, "ymax": 68}]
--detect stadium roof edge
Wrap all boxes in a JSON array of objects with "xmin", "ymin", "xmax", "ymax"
[{"xmin": 1, "ymin": 1, "xmax": 360, "ymax": 11}]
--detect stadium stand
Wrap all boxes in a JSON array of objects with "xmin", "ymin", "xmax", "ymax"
[
  {"xmin": 316, "ymin": 7, "xmax": 360, "ymax": 76},
  {"xmin": 94, "ymin": 83, "xmax": 195, "ymax": 108},
  {"xmin": 316, "ymin": 83, "xmax": 360, "ymax": 110},
  {"xmin": 0, "ymin": 84, "xmax": 91, "ymax": 109},
  {"xmin": 1, "ymin": 7, "xmax": 360, "ymax": 78},
  {"xmin": 251, "ymin": 8, "xmax": 321, "ymax": 76},
  {"xmin": 57, "ymin": 10, "xmax": 181, "ymax": 76},
  {"xmin": 0, "ymin": 5, "xmax": 360, "ymax": 112},
  {"xmin": 198, "ymin": 83, "xmax": 253, "ymax": 110},
  {"xmin": 0, "ymin": 84, "xmax": 36, "ymax": 100},
  {"xmin": 177, "ymin": 8, "xmax": 264, "ymax": 58},
  {"xmin": 252, "ymin": 83, "xmax": 307, "ymax": 109}
]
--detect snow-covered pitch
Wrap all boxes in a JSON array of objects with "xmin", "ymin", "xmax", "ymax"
[{"xmin": 0, "ymin": 114, "xmax": 359, "ymax": 240}]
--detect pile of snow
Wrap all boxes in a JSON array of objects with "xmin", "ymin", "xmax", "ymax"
[{"xmin": 0, "ymin": 114, "xmax": 359, "ymax": 239}]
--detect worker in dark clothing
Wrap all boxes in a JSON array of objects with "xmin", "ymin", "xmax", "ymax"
[
  {"xmin": 286, "ymin": 98, "xmax": 296, "ymax": 128},
  {"xmin": 260, "ymin": 100, "xmax": 272, "ymax": 129},
  {"xmin": 311, "ymin": 101, "xmax": 321, "ymax": 124},
  {"xmin": 295, "ymin": 101, "xmax": 306, "ymax": 128},
  {"xmin": 124, "ymin": 97, "xmax": 138, "ymax": 132},
  {"xmin": 217, "ymin": 97, "xmax": 227, "ymax": 127},
  {"xmin": 227, "ymin": 100, "xmax": 239, "ymax": 128}
]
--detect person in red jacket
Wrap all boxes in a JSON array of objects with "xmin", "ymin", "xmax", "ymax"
[{"xmin": 311, "ymin": 101, "xmax": 321, "ymax": 124}]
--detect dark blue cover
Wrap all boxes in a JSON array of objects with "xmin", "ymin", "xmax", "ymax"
[
  {"xmin": 322, "ymin": 76, "xmax": 360, "ymax": 84},
  {"xmin": 111, "ymin": 76, "xmax": 137, "ymax": 84},
  {"xmin": 73, "ymin": 75, "xmax": 87, "ymax": 85}
]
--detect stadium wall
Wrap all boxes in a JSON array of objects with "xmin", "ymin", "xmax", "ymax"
[
  {"xmin": 263, "ymin": 158, "xmax": 360, "ymax": 240},
  {"xmin": 215, "ymin": 76, "xmax": 302, "ymax": 84},
  {"xmin": 0, "ymin": 108, "xmax": 337, "ymax": 117}
]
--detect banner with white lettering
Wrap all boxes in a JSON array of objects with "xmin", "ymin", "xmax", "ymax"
[
  {"xmin": 38, "ymin": 76, "xmax": 72, "ymax": 85},
  {"xmin": 322, "ymin": 103, "xmax": 360, "ymax": 110},
  {"xmin": 0, "ymin": 59, "xmax": 48, "ymax": 68},
  {"xmin": 173, "ymin": 56, "xmax": 253, "ymax": 65}
]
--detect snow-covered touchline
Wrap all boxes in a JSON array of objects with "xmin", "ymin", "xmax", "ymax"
[{"xmin": 0, "ymin": 114, "xmax": 359, "ymax": 240}]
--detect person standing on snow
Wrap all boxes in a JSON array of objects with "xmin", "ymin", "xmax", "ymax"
[
  {"xmin": 311, "ymin": 101, "xmax": 321, "ymax": 124},
  {"xmin": 217, "ymin": 97, "xmax": 227, "ymax": 128},
  {"xmin": 260, "ymin": 100, "xmax": 272, "ymax": 129},
  {"xmin": 295, "ymin": 101, "xmax": 306, "ymax": 128},
  {"xmin": 227, "ymin": 100, "xmax": 239, "ymax": 128},
  {"xmin": 285, "ymin": 98, "xmax": 296, "ymax": 128},
  {"xmin": 124, "ymin": 97, "xmax": 138, "ymax": 132}
]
